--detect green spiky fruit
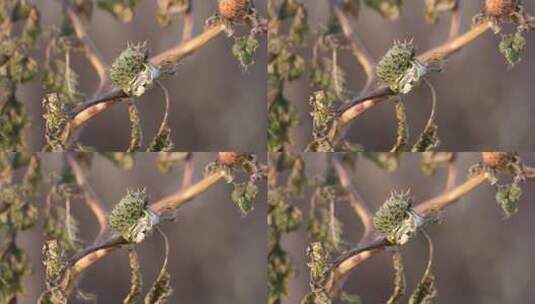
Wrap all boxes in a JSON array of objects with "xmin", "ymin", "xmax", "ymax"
[
  {"xmin": 109, "ymin": 189, "xmax": 156, "ymax": 243},
  {"xmin": 373, "ymin": 191, "xmax": 411, "ymax": 238},
  {"xmin": 110, "ymin": 42, "xmax": 158, "ymax": 96}
]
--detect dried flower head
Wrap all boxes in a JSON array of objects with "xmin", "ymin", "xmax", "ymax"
[
  {"xmin": 219, "ymin": 152, "xmax": 241, "ymax": 166},
  {"xmin": 485, "ymin": 0, "xmax": 518, "ymax": 18},
  {"xmin": 109, "ymin": 189, "xmax": 158, "ymax": 243},
  {"xmin": 481, "ymin": 152, "xmax": 513, "ymax": 169},
  {"xmin": 218, "ymin": 0, "xmax": 250, "ymax": 20},
  {"xmin": 373, "ymin": 191, "xmax": 411, "ymax": 235},
  {"xmin": 110, "ymin": 42, "xmax": 160, "ymax": 97},
  {"xmin": 373, "ymin": 191, "xmax": 424, "ymax": 245},
  {"xmin": 376, "ymin": 41, "xmax": 427, "ymax": 94}
]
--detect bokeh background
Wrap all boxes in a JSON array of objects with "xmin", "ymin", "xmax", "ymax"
[
  {"xmin": 20, "ymin": 1, "xmax": 267, "ymax": 151},
  {"xmin": 283, "ymin": 2, "xmax": 535, "ymax": 151},
  {"xmin": 281, "ymin": 152, "xmax": 535, "ymax": 303},
  {"xmin": 17, "ymin": 153, "xmax": 267, "ymax": 303}
]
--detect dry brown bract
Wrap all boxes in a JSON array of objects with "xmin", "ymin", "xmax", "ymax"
[
  {"xmin": 218, "ymin": 152, "xmax": 241, "ymax": 166},
  {"xmin": 481, "ymin": 152, "xmax": 514, "ymax": 169},
  {"xmin": 485, "ymin": 0, "xmax": 518, "ymax": 17},
  {"xmin": 219, "ymin": 0, "xmax": 250, "ymax": 20}
]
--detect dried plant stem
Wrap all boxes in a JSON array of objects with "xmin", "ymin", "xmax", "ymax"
[
  {"xmin": 181, "ymin": 1, "xmax": 194, "ymax": 43},
  {"xmin": 149, "ymin": 23, "xmax": 225, "ymax": 67},
  {"xmin": 150, "ymin": 169, "xmax": 226, "ymax": 213},
  {"xmin": 444, "ymin": 161, "xmax": 458, "ymax": 192},
  {"xmin": 330, "ymin": 22, "xmax": 492, "ymax": 145},
  {"xmin": 418, "ymin": 22, "xmax": 491, "ymax": 62},
  {"xmin": 330, "ymin": 0, "xmax": 375, "ymax": 91},
  {"xmin": 449, "ymin": 0, "xmax": 461, "ymax": 40},
  {"xmin": 66, "ymin": 152, "xmax": 108, "ymax": 239},
  {"xmin": 181, "ymin": 153, "xmax": 194, "ymax": 189},
  {"xmin": 57, "ymin": 0, "xmax": 108, "ymax": 95}
]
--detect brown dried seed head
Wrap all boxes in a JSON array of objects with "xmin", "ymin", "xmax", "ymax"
[
  {"xmin": 218, "ymin": 0, "xmax": 249, "ymax": 20},
  {"xmin": 485, "ymin": 0, "xmax": 518, "ymax": 17},
  {"xmin": 481, "ymin": 152, "xmax": 512, "ymax": 168},
  {"xmin": 218, "ymin": 152, "xmax": 241, "ymax": 166}
]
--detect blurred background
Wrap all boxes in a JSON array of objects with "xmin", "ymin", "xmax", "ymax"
[
  {"xmin": 20, "ymin": 1, "xmax": 267, "ymax": 151},
  {"xmin": 17, "ymin": 153, "xmax": 267, "ymax": 303},
  {"xmin": 281, "ymin": 152, "xmax": 535, "ymax": 303},
  {"xmin": 283, "ymin": 1, "xmax": 535, "ymax": 151}
]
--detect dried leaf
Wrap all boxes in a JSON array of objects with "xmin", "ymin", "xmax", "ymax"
[
  {"xmin": 156, "ymin": 152, "xmax": 189, "ymax": 173},
  {"xmin": 97, "ymin": 0, "xmax": 140, "ymax": 22},
  {"xmin": 232, "ymin": 35, "xmax": 259, "ymax": 68},
  {"xmin": 101, "ymin": 152, "xmax": 136, "ymax": 170},
  {"xmin": 391, "ymin": 99, "xmax": 408, "ymax": 152},
  {"xmin": 364, "ymin": 0, "xmax": 403, "ymax": 20},
  {"xmin": 412, "ymin": 79, "xmax": 439, "ymax": 152},
  {"xmin": 127, "ymin": 103, "xmax": 142, "ymax": 152},
  {"xmin": 496, "ymin": 182, "xmax": 522, "ymax": 217},
  {"xmin": 408, "ymin": 232, "xmax": 437, "ymax": 304},
  {"xmin": 499, "ymin": 31, "xmax": 526, "ymax": 67},
  {"xmin": 157, "ymin": 0, "xmax": 189, "ymax": 26},
  {"xmin": 231, "ymin": 181, "xmax": 258, "ymax": 215},
  {"xmin": 144, "ymin": 228, "xmax": 173, "ymax": 304},
  {"xmin": 387, "ymin": 251, "xmax": 406, "ymax": 304},
  {"xmin": 124, "ymin": 247, "xmax": 142, "ymax": 304}
]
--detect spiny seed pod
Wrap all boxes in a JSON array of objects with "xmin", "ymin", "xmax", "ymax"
[
  {"xmin": 218, "ymin": 0, "xmax": 250, "ymax": 20},
  {"xmin": 218, "ymin": 152, "xmax": 241, "ymax": 166},
  {"xmin": 485, "ymin": 0, "xmax": 518, "ymax": 17},
  {"xmin": 377, "ymin": 41, "xmax": 425, "ymax": 93},
  {"xmin": 110, "ymin": 42, "xmax": 159, "ymax": 97},
  {"xmin": 109, "ymin": 189, "xmax": 155, "ymax": 243},
  {"xmin": 481, "ymin": 152, "xmax": 513, "ymax": 169},
  {"xmin": 373, "ymin": 191, "xmax": 411, "ymax": 237}
]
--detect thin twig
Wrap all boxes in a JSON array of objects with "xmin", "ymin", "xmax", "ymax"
[
  {"xmin": 181, "ymin": 153, "xmax": 194, "ymax": 189},
  {"xmin": 57, "ymin": 0, "xmax": 108, "ymax": 96},
  {"xmin": 181, "ymin": 0, "xmax": 194, "ymax": 43},
  {"xmin": 66, "ymin": 152, "xmax": 108, "ymax": 239},
  {"xmin": 332, "ymin": 158, "xmax": 373, "ymax": 244},
  {"xmin": 444, "ymin": 157, "xmax": 458, "ymax": 192},
  {"xmin": 449, "ymin": 0, "xmax": 461, "ymax": 40},
  {"xmin": 330, "ymin": 0, "xmax": 375, "ymax": 91},
  {"xmin": 148, "ymin": 80, "xmax": 172, "ymax": 150}
]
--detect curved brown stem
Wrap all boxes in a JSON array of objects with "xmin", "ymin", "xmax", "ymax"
[
  {"xmin": 57, "ymin": 0, "xmax": 108, "ymax": 95},
  {"xmin": 66, "ymin": 152, "xmax": 108, "ymax": 240},
  {"xmin": 330, "ymin": 0, "xmax": 375, "ymax": 91},
  {"xmin": 332, "ymin": 158, "xmax": 373, "ymax": 244},
  {"xmin": 181, "ymin": 0, "xmax": 194, "ymax": 43},
  {"xmin": 448, "ymin": 0, "xmax": 461, "ymax": 40}
]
